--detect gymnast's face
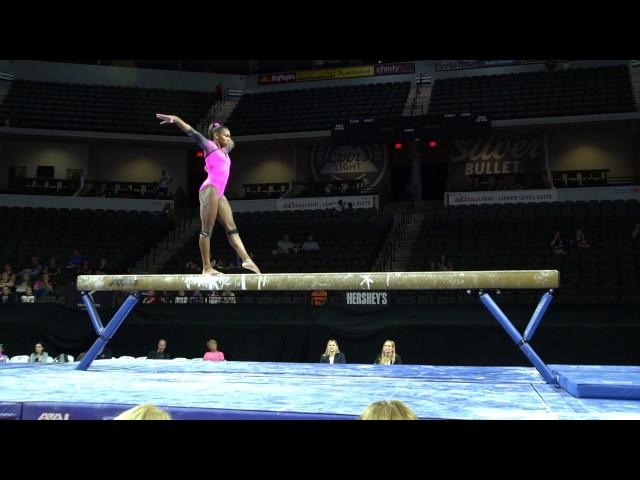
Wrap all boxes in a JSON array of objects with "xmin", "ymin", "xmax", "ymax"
[{"xmin": 215, "ymin": 128, "xmax": 233, "ymax": 148}]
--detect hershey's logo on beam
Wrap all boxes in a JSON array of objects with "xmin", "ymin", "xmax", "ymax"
[
  {"xmin": 345, "ymin": 292, "xmax": 388, "ymax": 305},
  {"xmin": 37, "ymin": 412, "xmax": 70, "ymax": 420}
]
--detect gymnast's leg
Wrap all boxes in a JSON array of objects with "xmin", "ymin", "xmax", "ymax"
[
  {"xmin": 217, "ymin": 196, "xmax": 261, "ymax": 274},
  {"xmin": 198, "ymin": 185, "xmax": 222, "ymax": 275}
]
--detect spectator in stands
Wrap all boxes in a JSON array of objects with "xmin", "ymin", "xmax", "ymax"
[
  {"xmin": 0, "ymin": 271, "xmax": 15, "ymax": 290},
  {"xmin": 374, "ymin": 340, "xmax": 402, "ymax": 365},
  {"xmin": 20, "ymin": 286, "xmax": 35, "ymax": 303},
  {"xmin": 204, "ymin": 339, "xmax": 225, "ymax": 361},
  {"xmin": 161, "ymin": 202, "xmax": 174, "ymax": 219},
  {"xmin": 29, "ymin": 342, "xmax": 49, "ymax": 363},
  {"xmin": 1, "ymin": 286, "xmax": 14, "ymax": 304},
  {"xmin": 66, "ymin": 249, "xmax": 87, "ymax": 271},
  {"xmin": 300, "ymin": 234, "xmax": 320, "ymax": 252},
  {"xmin": 78, "ymin": 259, "xmax": 93, "ymax": 275},
  {"xmin": 359, "ymin": 400, "xmax": 417, "ymax": 420},
  {"xmin": 158, "ymin": 170, "xmax": 173, "ymax": 198},
  {"xmin": 213, "ymin": 259, "xmax": 226, "ymax": 271},
  {"xmin": 158, "ymin": 291, "xmax": 171, "ymax": 303},
  {"xmin": 77, "ymin": 345, "xmax": 113, "ymax": 362},
  {"xmin": 550, "ymin": 231, "xmax": 567, "ymax": 255},
  {"xmin": 574, "ymin": 229, "xmax": 590, "ymax": 248},
  {"xmin": 46, "ymin": 257, "xmax": 62, "ymax": 279},
  {"xmin": 189, "ymin": 290, "xmax": 204, "ymax": 304},
  {"xmin": 57, "ymin": 353, "xmax": 73, "ymax": 363},
  {"xmin": 142, "ymin": 291, "xmax": 157, "ymax": 304},
  {"xmin": 18, "ymin": 256, "xmax": 42, "ymax": 277},
  {"xmin": 173, "ymin": 290, "xmax": 188, "ymax": 304},
  {"xmin": 94, "ymin": 258, "xmax": 110, "ymax": 275},
  {"xmin": 2, "ymin": 263, "xmax": 16, "ymax": 285},
  {"xmin": 185, "ymin": 260, "xmax": 199, "ymax": 273},
  {"xmin": 114, "ymin": 403, "xmax": 172, "ymax": 420},
  {"xmin": 147, "ymin": 339, "xmax": 171, "ymax": 359},
  {"xmin": 272, "ymin": 234, "xmax": 296, "ymax": 255},
  {"xmin": 221, "ymin": 289, "xmax": 236, "ymax": 304},
  {"xmin": 33, "ymin": 273, "xmax": 54, "ymax": 298},
  {"xmin": 431, "ymin": 252, "xmax": 453, "ymax": 271},
  {"xmin": 14, "ymin": 273, "xmax": 32, "ymax": 294},
  {"xmin": 156, "ymin": 114, "xmax": 261, "ymax": 275},
  {"xmin": 207, "ymin": 291, "xmax": 222, "ymax": 304},
  {"xmin": 320, "ymin": 339, "xmax": 346, "ymax": 364},
  {"xmin": 0, "ymin": 344, "xmax": 8, "ymax": 363},
  {"xmin": 632, "ymin": 223, "xmax": 640, "ymax": 242}
]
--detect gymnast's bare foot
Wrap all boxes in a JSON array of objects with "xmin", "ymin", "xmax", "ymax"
[
  {"xmin": 202, "ymin": 268, "xmax": 223, "ymax": 275},
  {"xmin": 242, "ymin": 260, "xmax": 261, "ymax": 274}
]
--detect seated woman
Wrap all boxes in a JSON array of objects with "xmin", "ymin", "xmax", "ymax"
[
  {"xmin": 550, "ymin": 231, "xmax": 567, "ymax": 255},
  {"xmin": 319, "ymin": 339, "xmax": 346, "ymax": 364},
  {"xmin": 374, "ymin": 340, "xmax": 402, "ymax": 365},
  {"xmin": 574, "ymin": 229, "xmax": 590, "ymax": 248},
  {"xmin": 33, "ymin": 273, "xmax": 54, "ymax": 297},
  {"xmin": 430, "ymin": 252, "xmax": 453, "ymax": 271},
  {"xmin": 14, "ymin": 273, "xmax": 32, "ymax": 294},
  {"xmin": 203, "ymin": 339, "xmax": 225, "ymax": 361},
  {"xmin": 28, "ymin": 342, "xmax": 49, "ymax": 363}
]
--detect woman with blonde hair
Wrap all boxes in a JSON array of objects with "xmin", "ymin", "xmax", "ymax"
[
  {"xmin": 374, "ymin": 340, "xmax": 402, "ymax": 365},
  {"xmin": 114, "ymin": 403, "xmax": 171, "ymax": 420},
  {"xmin": 360, "ymin": 400, "xmax": 417, "ymax": 420},
  {"xmin": 204, "ymin": 339, "xmax": 225, "ymax": 361},
  {"xmin": 320, "ymin": 339, "xmax": 346, "ymax": 364}
]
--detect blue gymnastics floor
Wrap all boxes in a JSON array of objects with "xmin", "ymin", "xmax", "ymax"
[{"xmin": 1, "ymin": 360, "xmax": 639, "ymax": 419}]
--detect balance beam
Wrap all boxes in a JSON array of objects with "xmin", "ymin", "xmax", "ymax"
[
  {"xmin": 77, "ymin": 270, "xmax": 559, "ymax": 292},
  {"xmin": 74, "ymin": 269, "xmax": 560, "ymax": 382}
]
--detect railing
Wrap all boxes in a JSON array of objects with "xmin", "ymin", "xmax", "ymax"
[
  {"xmin": 140, "ymin": 207, "xmax": 194, "ymax": 272},
  {"xmin": 379, "ymin": 210, "xmax": 412, "ymax": 271}
]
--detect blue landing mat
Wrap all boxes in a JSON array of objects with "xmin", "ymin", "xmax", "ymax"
[{"xmin": 1, "ymin": 360, "xmax": 639, "ymax": 419}]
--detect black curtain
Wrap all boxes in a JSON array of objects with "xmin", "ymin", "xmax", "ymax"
[{"xmin": 1, "ymin": 303, "xmax": 639, "ymax": 365}]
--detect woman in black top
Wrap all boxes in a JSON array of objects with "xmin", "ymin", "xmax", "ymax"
[
  {"xmin": 374, "ymin": 339, "xmax": 402, "ymax": 365},
  {"xmin": 320, "ymin": 339, "xmax": 346, "ymax": 364}
]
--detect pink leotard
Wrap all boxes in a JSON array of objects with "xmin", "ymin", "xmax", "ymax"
[{"xmin": 188, "ymin": 128, "xmax": 230, "ymax": 197}]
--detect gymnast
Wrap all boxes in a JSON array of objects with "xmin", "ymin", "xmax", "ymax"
[{"xmin": 156, "ymin": 114, "xmax": 260, "ymax": 275}]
